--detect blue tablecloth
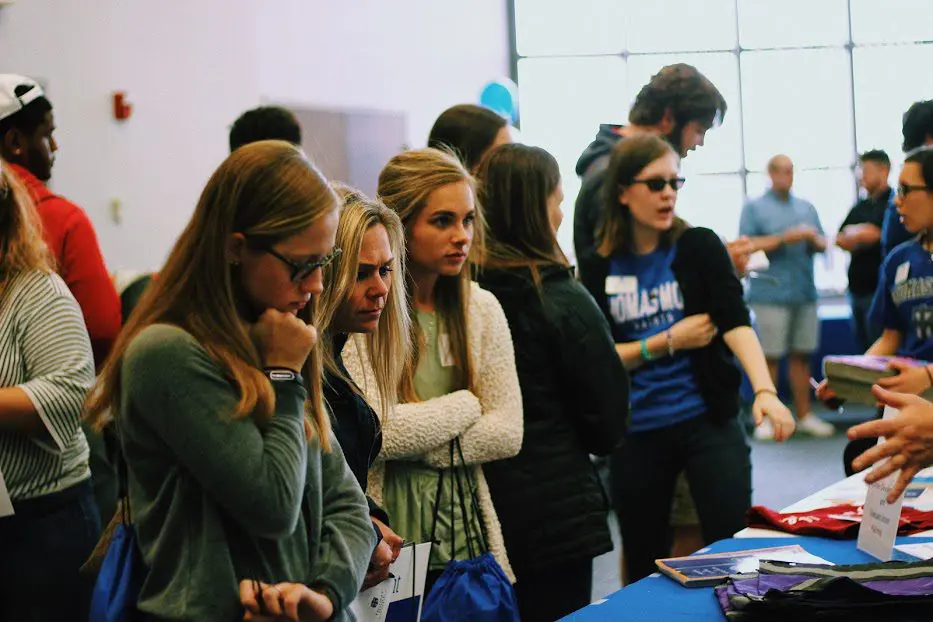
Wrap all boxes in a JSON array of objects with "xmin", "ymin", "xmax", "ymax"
[{"xmin": 560, "ymin": 536, "xmax": 933, "ymax": 621}]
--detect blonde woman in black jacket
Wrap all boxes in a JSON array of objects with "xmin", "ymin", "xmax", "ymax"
[{"xmin": 475, "ymin": 144, "xmax": 628, "ymax": 621}]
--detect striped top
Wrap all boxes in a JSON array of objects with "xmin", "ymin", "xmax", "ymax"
[{"xmin": 0, "ymin": 270, "xmax": 95, "ymax": 500}]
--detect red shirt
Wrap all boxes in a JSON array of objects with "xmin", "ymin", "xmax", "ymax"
[
  {"xmin": 746, "ymin": 503, "xmax": 933, "ymax": 538},
  {"xmin": 10, "ymin": 163, "xmax": 121, "ymax": 367}
]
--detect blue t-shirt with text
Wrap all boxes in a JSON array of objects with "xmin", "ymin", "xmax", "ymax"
[
  {"xmin": 607, "ymin": 245, "xmax": 706, "ymax": 432},
  {"xmin": 870, "ymin": 239, "xmax": 933, "ymax": 362}
]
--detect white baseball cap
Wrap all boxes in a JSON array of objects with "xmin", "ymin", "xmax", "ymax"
[{"xmin": 0, "ymin": 74, "xmax": 45, "ymax": 123}]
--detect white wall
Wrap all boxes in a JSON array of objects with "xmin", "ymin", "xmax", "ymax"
[
  {"xmin": 0, "ymin": 0, "xmax": 510, "ymax": 270},
  {"xmin": 258, "ymin": 1, "xmax": 511, "ymax": 148}
]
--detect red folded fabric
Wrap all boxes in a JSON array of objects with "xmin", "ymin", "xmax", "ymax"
[{"xmin": 745, "ymin": 504, "xmax": 933, "ymax": 539}]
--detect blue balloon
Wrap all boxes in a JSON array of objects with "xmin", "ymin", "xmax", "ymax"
[{"xmin": 479, "ymin": 79, "xmax": 518, "ymax": 124}]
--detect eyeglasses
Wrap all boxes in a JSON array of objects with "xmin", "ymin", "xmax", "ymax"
[
  {"xmin": 897, "ymin": 183, "xmax": 932, "ymax": 198},
  {"xmin": 263, "ymin": 247, "xmax": 343, "ymax": 282},
  {"xmin": 630, "ymin": 177, "xmax": 686, "ymax": 192}
]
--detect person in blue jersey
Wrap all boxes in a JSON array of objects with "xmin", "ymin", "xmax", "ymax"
[
  {"xmin": 880, "ymin": 100, "xmax": 933, "ymax": 256},
  {"xmin": 580, "ymin": 134, "xmax": 795, "ymax": 584},
  {"xmin": 821, "ymin": 147, "xmax": 933, "ymax": 394}
]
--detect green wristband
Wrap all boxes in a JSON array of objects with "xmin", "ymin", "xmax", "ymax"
[{"xmin": 640, "ymin": 338, "xmax": 653, "ymax": 361}]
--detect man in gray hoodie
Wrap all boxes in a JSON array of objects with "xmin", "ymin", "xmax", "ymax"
[{"xmin": 573, "ymin": 64, "xmax": 752, "ymax": 276}]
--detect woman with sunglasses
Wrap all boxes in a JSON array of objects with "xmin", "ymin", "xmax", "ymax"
[
  {"xmin": 85, "ymin": 141, "xmax": 375, "ymax": 622},
  {"xmin": 580, "ymin": 134, "xmax": 795, "ymax": 584},
  {"xmin": 819, "ymin": 149, "xmax": 933, "ymax": 426}
]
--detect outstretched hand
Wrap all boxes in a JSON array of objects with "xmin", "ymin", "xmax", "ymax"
[{"xmin": 847, "ymin": 385, "xmax": 933, "ymax": 503}]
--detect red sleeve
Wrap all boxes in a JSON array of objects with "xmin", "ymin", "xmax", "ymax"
[{"xmin": 59, "ymin": 207, "xmax": 122, "ymax": 368}]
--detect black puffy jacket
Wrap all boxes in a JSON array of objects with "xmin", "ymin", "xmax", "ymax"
[{"xmin": 477, "ymin": 265, "xmax": 629, "ymax": 572}]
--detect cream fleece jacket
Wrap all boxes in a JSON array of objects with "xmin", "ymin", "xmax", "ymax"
[{"xmin": 343, "ymin": 283, "xmax": 523, "ymax": 581}]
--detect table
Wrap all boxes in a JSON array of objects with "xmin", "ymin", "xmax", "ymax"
[
  {"xmin": 561, "ymin": 468, "xmax": 933, "ymax": 621},
  {"xmin": 560, "ymin": 536, "xmax": 933, "ymax": 621}
]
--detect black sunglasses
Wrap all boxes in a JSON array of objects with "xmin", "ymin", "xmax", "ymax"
[
  {"xmin": 263, "ymin": 247, "xmax": 343, "ymax": 282},
  {"xmin": 898, "ymin": 183, "xmax": 932, "ymax": 198},
  {"xmin": 630, "ymin": 177, "xmax": 686, "ymax": 192}
]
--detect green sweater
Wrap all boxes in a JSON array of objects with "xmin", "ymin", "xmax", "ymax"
[{"xmin": 120, "ymin": 324, "xmax": 375, "ymax": 621}]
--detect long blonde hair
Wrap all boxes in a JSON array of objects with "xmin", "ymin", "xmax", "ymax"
[
  {"xmin": 85, "ymin": 141, "xmax": 337, "ymax": 448},
  {"xmin": 377, "ymin": 148, "xmax": 484, "ymax": 402},
  {"xmin": 319, "ymin": 184, "xmax": 410, "ymax": 421},
  {"xmin": 0, "ymin": 159, "xmax": 52, "ymax": 291}
]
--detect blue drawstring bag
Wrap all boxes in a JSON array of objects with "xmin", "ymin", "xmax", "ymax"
[
  {"xmin": 421, "ymin": 439, "xmax": 520, "ymax": 622},
  {"xmin": 88, "ymin": 448, "xmax": 146, "ymax": 622}
]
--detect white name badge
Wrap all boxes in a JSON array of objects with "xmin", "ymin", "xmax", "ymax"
[
  {"xmin": 438, "ymin": 333, "xmax": 455, "ymax": 367},
  {"xmin": 857, "ymin": 406, "xmax": 905, "ymax": 561},
  {"xmin": 895, "ymin": 261, "xmax": 910, "ymax": 284},
  {"xmin": 605, "ymin": 275, "xmax": 637, "ymax": 296}
]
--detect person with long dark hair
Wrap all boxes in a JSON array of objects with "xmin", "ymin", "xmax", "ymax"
[
  {"xmin": 428, "ymin": 104, "xmax": 512, "ymax": 173},
  {"xmin": 475, "ymin": 143, "xmax": 628, "ymax": 620}
]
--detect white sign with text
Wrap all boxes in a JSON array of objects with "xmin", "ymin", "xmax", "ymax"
[{"xmin": 857, "ymin": 406, "xmax": 905, "ymax": 561}]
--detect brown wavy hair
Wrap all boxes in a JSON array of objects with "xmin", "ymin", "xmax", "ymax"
[
  {"xmin": 377, "ymin": 148, "xmax": 484, "ymax": 402},
  {"xmin": 630, "ymin": 63, "xmax": 727, "ymax": 130},
  {"xmin": 0, "ymin": 160, "xmax": 52, "ymax": 290},
  {"xmin": 85, "ymin": 141, "xmax": 337, "ymax": 448}
]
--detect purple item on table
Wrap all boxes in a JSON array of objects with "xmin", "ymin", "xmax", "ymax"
[{"xmin": 715, "ymin": 559, "xmax": 933, "ymax": 618}]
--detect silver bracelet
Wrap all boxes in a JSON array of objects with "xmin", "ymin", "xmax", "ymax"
[{"xmin": 666, "ymin": 330, "xmax": 675, "ymax": 357}]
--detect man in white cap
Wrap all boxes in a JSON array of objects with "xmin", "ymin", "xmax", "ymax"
[{"xmin": 0, "ymin": 74, "xmax": 120, "ymax": 365}]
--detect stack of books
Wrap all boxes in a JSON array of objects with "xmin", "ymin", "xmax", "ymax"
[
  {"xmin": 655, "ymin": 545, "xmax": 831, "ymax": 587},
  {"xmin": 822, "ymin": 355, "xmax": 931, "ymax": 404}
]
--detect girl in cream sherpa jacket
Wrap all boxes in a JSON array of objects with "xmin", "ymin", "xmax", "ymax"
[{"xmin": 342, "ymin": 282, "xmax": 523, "ymax": 582}]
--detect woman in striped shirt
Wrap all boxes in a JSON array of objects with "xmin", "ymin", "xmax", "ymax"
[{"xmin": 0, "ymin": 161, "xmax": 99, "ymax": 619}]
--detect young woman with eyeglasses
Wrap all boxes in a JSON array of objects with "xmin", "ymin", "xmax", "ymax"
[
  {"xmin": 85, "ymin": 141, "xmax": 375, "ymax": 622},
  {"xmin": 343, "ymin": 148, "xmax": 523, "ymax": 592},
  {"xmin": 581, "ymin": 134, "xmax": 795, "ymax": 584},
  {"xmin": 819, "ymin": 148, "xmax": 933, "ymax": 404}
]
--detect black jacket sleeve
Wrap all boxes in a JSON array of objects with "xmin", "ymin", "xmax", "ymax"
[
  {"xmin": 574, "ymin": 169, "xmax": 610, "ymax": 284},
  {"xmin": 367, "ymin": 496, "xmax": 389, "ymax": 527},
  {"xmin": 687, "ymin": 227, "xmax": 750, "ymax": 333},
  {"xmin": 578, "ymin": 251, "xmax": 614, "ymax": 334},
  {"xmin": 553, "ymin": 283, "xmax": 629, "ymax": 455}
]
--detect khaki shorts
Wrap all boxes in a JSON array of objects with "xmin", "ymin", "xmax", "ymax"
[
  {"xmin": 671, "ymin": 473, "xmax": 699, "ymax": 526},
  {"xmin": 750, "ymin": 303, "xmax": 819, "ymax": 358}
]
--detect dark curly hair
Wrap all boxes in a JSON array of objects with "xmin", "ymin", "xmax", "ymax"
[
  {"xmin": 229, "ymin": 106, "xmax": 302, "ymax": 152},
  {"xmin": 630, "ymin": 64, "xmax": 726, "ymax": 153},
  {"xmin": 903, "ymin": 100, "xmax": 933, "ymax": 153}
]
